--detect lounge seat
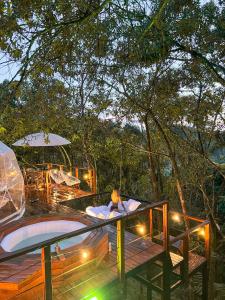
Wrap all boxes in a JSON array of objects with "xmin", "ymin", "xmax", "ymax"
[{"xmin": 86, "ymin": 199, "xmax": 141, "ymax": 219}]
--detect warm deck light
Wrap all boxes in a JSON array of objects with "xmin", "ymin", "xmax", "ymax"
[
  {"xmin": 83, "ymin": 173, "xmax": 89, "ymax": 180},
  {"xmin": 82, "ymin": 250, "xmax": 89, "ymax": 259},
  {"xmin": 172, "ymin": 213, "xmax": 181, "ymax": 223},
  {"xmin": 67, "ymin": 171, "xmax": 72, "ymax": 176},
  {"xmin": 137, "ymin": 224, "xmax": 146, "ymax": 235},
  {"xmin": 198, "ymin": 228, "xmax": 205, "ymax": 237}
]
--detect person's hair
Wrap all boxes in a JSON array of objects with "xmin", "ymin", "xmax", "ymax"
[{"xmin": 111, "ymin": 189, "xmax": 121, "ymax": 204}]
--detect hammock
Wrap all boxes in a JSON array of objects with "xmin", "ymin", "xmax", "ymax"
[
  {"xmin": 60, "ymin": 170, "xmax": 80, "ymax": 186},
  {"xmin": 49, "ymin": 169, "xmax": 80, "ymax": 186},
  {"xmin": 49, "ymin": 169, "xmax": 64, "ymax": 184}
]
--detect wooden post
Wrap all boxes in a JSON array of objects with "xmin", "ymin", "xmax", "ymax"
[
  {"xmin": 205, "ymin": 223, "xmax": 211, "ymax": 262},
  {"xmin": 45, "ymin": 171, "xmax": 50, "ymax": 202},
  {"xmin": 75, "ymin": 166, "xmax": 79, "ymax": 179},
  {"xmin": 117, "ymin": 219, "xmax": 126, "ymax": 298},
  {"xmin": 162, "ymin": 203, "xmax": 169, "ymax": 252},
  {"xmin": 149, "ymin": 208, "xmax": 153, "ymax": 240},
  {"xmin": 146, "ymin": 262, "xmax": 152, "ymax": 300},
  {"xmin": 42, "ymin": 246, "xmax": 52, "ymax": 300},
  {"xmin": 92, "ymin": 169, "xmax": 97, "ymax": 194},
  {"xmin": 202, "ymin": 223, "xmax": 211, "ymax": 300},
  {"xmin": 162, "ymin": 252, "xmax": 170, "ymax": 300},
  {"xmin": 181, "ymin": 234, "xmax": 189, "ymax": 284},
  {"xmin": 162, "ymin": 203, "xmax": 170, "ymax": 300},
  {"xmin": 88, "ymin": 169, "xmax": 92, "ymax": 190}
]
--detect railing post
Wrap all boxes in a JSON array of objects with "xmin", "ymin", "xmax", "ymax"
[
  {"xmin": 149, "ymin": 208, "xmax": 153, "ymax": 240},
  {"xmin": 117, "ymin": 219, "xmax": 126, "ymax": 297},
  {"xmin": 181, "ymin": 234, "xmax": 189, "ymax": 284},
  {"xmin": 162, "ymin": 202, "xmax": 169, "ymax": 252},
  {"xmin": 162, "ymin": 202, "xmax": 170, "ymax": 300},
  {"xmin": 92, "ymin": 169, "xmax": 97, "ymax": 194},
  {"xmin": 75, "ymin": 166, "xmax": 79, "ymax": 179},
  {"xmin": 202, "ymin": 223, "xmax": 211, "ymax": 300},
  {"xmin": 205, "ymin": 223, "xmax": 211, "ymax": 261},
  {"xmin": 42, "ymin": 246, "xmax": 52, "ymax": 300}
]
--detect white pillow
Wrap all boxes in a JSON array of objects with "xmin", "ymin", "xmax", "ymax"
[
  {"xmin": 86, "ymin": 205, "xmax": 107, "ymax": 216},
  {"xmin": 126, "ymin": 199, "xmax": 141, "ymax": 212}
]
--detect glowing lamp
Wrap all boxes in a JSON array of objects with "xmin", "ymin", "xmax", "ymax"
[
  {"xmin": 82, "ymin": 250, "xmax": 89, "ymax": 259},
  {"xmin": 67, "ymin": 171, "xmax": 72, "ymax": 176},
  {"xmin": 172, "ymin": 213, "xmax": 181, "ymax": 223},
  {"xmin": 198, "ymin": 228, "xmax": 205, "ymax": 237},
  {"xmin": 137, "ymin": 224, "xmax": 146, "ymax": 235},
  {"xmin": 83, "ymin": 173, "xmax": 89, "ymax": 180}
]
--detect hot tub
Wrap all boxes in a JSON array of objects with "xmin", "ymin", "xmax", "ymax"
[
  {"xmin": 0, "ymin": 215, "xmax": 109, "ymax": 294},
  {"xmin": 1, "ymin": 220, "xmax": 90, "ymax": 253}
]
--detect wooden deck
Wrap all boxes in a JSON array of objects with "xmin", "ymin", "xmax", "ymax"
[
  {"xmin": 0, "ymin": 224, "xmax": 207, "ymax": 300},
  {"xmin": 25, "ymin": 184, "xmax": 93, "ymax": 203},
  {"xmin": 0, "ymin": 198, "xmax": 210, "ymax": 300},
  {"xmin": 0, "ymin": 224, "xmax": 165, "ymax": 300}
]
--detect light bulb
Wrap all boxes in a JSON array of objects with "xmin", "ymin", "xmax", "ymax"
[{"xmin": 172, "ymin": 213, "xmax": 181, "ymax": 223}]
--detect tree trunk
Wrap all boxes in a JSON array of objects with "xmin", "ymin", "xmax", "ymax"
[
  {"xmin": 144, "ymin": 114, "xmax": 160, "ymax": 201},
  {"xmin": 149, "ymin": 110, "xmax": 189, "ymax": 229}
]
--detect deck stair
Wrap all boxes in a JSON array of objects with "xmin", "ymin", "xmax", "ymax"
[{"xmin": 132, "ymin": 251, "xmax": 184, "ymax": 297}]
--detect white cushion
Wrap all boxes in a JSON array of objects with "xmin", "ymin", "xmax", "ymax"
[
  {"xmin": 126, "ymin": 199, "xmax": 141, "ymax": 212},
  {"xmin": 108, "ymin": 199, "xmax": 141, "ymax": 212},
  {"xmin": 86, "ymin": 205, "xmax": 121, "ymax": 219},
  {"xmin": 86, "ymin": 199, "xmax": 141, "ymax": 219}
]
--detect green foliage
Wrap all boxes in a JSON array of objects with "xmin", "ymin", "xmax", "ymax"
[{"xmin": 0, "ymin": 0, "xmax": 224, "ymax": 210}]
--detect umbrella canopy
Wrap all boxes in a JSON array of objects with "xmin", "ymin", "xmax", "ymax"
[{"xmin": 13, "ymin": 132, "xmax": 71, "ymax": 147}]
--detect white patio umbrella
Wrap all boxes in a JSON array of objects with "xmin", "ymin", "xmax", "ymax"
[
  {"xmin": 13, "ymin": 132, "xmax": 72, "ymax": 168},
  {"xmin": 13, "ymin": 132, "xmax": 71, "ymax": 147}
]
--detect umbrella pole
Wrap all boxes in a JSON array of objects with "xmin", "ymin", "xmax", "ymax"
[
  {"xmin": 58, "ymin": 147, "xmax": 67, "ymax": 167},
  {"xmin": 61, "ymin": 146, "xmax": 72, "ymax": 172}
]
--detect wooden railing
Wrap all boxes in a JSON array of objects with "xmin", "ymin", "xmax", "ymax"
[
  {"xmin": 0, "ymin": 198, "xmax": 169, "ymax": 300},
  {"xmin": 122, "ymin": 195, "xmax": 211, "ymax": 274}
]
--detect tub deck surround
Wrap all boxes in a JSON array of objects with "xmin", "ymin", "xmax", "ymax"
[
  {"xmin": 0, "ymin": 224, "xmax": 207, "ymax": 300},
  {"xmin": 0, "ymin": 225, "xmax": 165, "ymax": 300},
  {"xmin": 0, "ymin": 215, "xmax": 109, "ymax": 294},
  {"xmin": 0, "ymin": 220, "xmax": 90, "ymax": 253}
]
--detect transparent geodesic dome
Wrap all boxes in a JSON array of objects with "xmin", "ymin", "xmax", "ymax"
[{"xmin": 0, "ymin": 142, "xmax": 25, "ymax": 224}]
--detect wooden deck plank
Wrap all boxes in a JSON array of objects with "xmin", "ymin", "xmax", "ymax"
[{"xmin": 52, "ymin": 226, "xmax": 165, "ymax": 300}]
